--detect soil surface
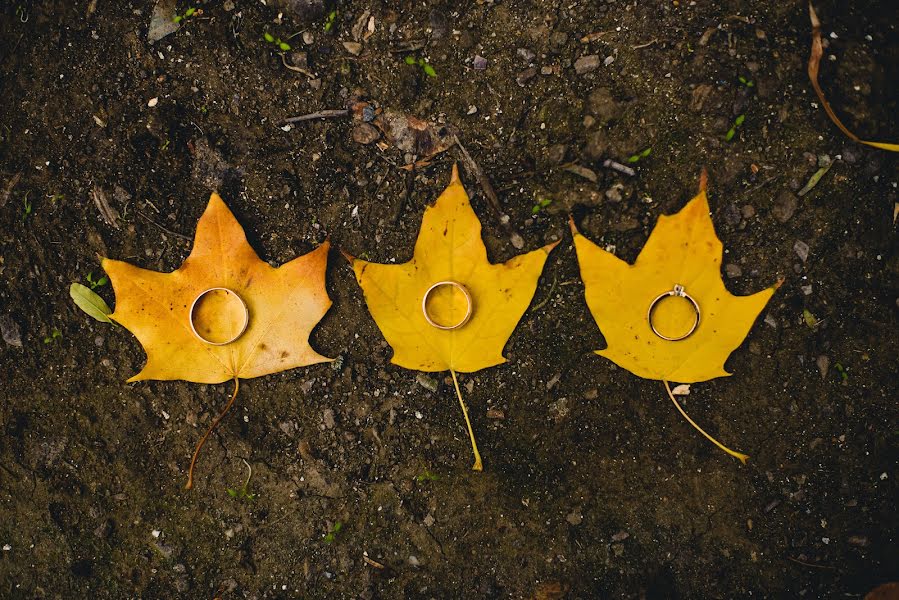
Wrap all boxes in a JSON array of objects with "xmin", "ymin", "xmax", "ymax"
[{"xmin": 1, "ymin": 1, "xmax": 897, "ymax": 598}]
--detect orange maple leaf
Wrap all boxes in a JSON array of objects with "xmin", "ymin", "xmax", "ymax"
[{"xmin": 103, "ymin": 192, "xmax": 332, "ymax": 486}]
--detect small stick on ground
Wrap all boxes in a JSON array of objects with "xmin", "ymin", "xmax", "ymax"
[
  {"xmin": 279, "ymin": 109, "xmax": 350, "ymax": 126},
  {"xmin": 602, "ymin": 159, "xmax": 635, "ymax": 177},
  {"xmin": 138, "ymin": 211, "xmax": 191, "ymax": 241},
  {"xmin": 632, "ymin": 39, "xmax": 658, "ymax": 49},
  {"xmin": 452, "ymin": 134, "xmax": 502, "ymax": 218},
  {"xmin": 279, "ymin": 53, "xmax": 317, "ymax": 79}
]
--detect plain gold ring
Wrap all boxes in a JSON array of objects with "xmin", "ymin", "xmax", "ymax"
[
  {"xmin": 647, "ymin": 283, "xmax": 701, "ymax": 341},
  {"xmin": 422, "ymin": 281, "xmax": 473, "ymax": 330},
  {"xmin": 188, "ymin": 287, "xmax": 249, "ymax": 346}
]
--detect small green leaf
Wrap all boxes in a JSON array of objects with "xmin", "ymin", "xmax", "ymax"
[
  {"xmin": 279, "ymin": 41, "xmax": 291, "ymax": 51},
  {"xmin": 532, "ymin": 205, "xmax": 541, "ymax": 215},
  {"xmin": 802, "ymin": 308, "xmax": 818, "ymax": 328},
  {"xmin": 405, "ymin": 55, "xmax": 416, "ymax": 65},
  {"xmin": 627, "ymin": 154, "xmax": 640, "ymax": 163},
  {"xmin": 96, "ymin": 276, "xmax": 108, "ymax": 287},
  {"xmin": 173, "ymin": 15, "xmax": 183, "ymax": 23},
  {"xmin": 640, "ymin": 147, "xmax": 652, "ymax": 158},
  {"xmin": 185, "ymin": 7, "xmax": 196, "ymax": 17},
  {"xmin": 264, "ymin": 32, "xmax": 275, "ymax": 43},
  {"xmin": 70, "ymin": 282, "xmax": 113, "ymax": 324},
  {"xmin": 734, "ymin": 114, "xmax": 745, "ymax": 126},
  {"xmin": 725, "ymin": 127, "xmax": 736, "ymax": 142},
  {"xmin": 422, "ymin": 64, "xmax": 437, "ymax": 77},
  {"xmin": 333, "ymin": 521, "xmax": 343, "ymax": 533},
  {"xmin": 227, "ymin": 488, "xmax": 238, "ymax": 498}
]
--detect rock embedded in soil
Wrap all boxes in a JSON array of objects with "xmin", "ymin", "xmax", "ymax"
[
  {"xmin": 574, "ymin": 55, "xmax": 601, "ymax": 75},
  {"xmin": 587, "ymin": 87, "xmax": 623, "ymax": 124},
  {"xmin": 772, "ymin": 190, "xmax": 798, "ymax": 223},
  {"xmin": 793, "ymin": 240, "xmax": 810, "ymax": 262},
  {"xmin": 0, "ymin": 315, "xmax": 22, "ymax": 347},
  {"xmin": 725, "ymin": 264, "xmax": 742, "ymax": 278},
  {"xmin": 352, "ymin": 123, "xmax": 380, "ymax": 145}
]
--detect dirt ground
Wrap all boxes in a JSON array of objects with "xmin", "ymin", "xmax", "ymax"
[{"xmin": 1, "ymin": 0, "xmax": 897, "ymax": 598}]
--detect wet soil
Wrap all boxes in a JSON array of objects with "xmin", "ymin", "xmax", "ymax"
[{"xmin": 1, "ymin": 0, "xmax": 897, "ymax": 598}]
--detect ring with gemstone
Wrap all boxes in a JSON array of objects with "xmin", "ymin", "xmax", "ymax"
[
  {"xmin": 189, "ymin": 287, "xmax": 250, "ymax": 345},
  {"xmin": 422, "ymin": 281, "xmax": 473, "ymax": 330},
  {"xmin": 647, "ymin": 283, "xmax": 700, "ymax": 341}
]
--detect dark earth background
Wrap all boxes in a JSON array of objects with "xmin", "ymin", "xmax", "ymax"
[{"xmin": 1, "ymin": 0, "xmax": 897, "ymax": 598}]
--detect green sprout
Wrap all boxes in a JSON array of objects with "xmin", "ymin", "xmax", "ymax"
[
  {"xmin": 85, "ymin": 272, "xmax": 109, "ymax": 290},
  {"xmin": 415, "ymin": 470, "xmax": 440, "ymax": 483},
  {"xmin": 43, "ymin": 329, "xmax": 61, "ymax": 344},
  {"xmin": 324, "ymin": 10, "xmax": 337, "ymax": 32},
  {"xmin": 323, "ymin": 521, "xmax": 343, "ymax": 544},
  {"xmin": 738, "ymin": 75, "xmax": 755, "ymax": 88},
  {"xmin": 404, "ymin": 55, "xmax": 437, "ymax": 77},
  {"xmin": 627, "ymin": 147, "xmax": 652, "ymax": 164},
  {"xmin": 531, "ymin": 197, "xmax": 553, "ymax": 215},
  {"xmin": 172, "ymin": 7, "xmax": 197, "ymax": 24},
  {"xmin": 160, "ymin": 138, "xmax": 170, "ymax": 151},
  {"xmin": 263, "ymin": 31, "xmax": 292, "ymax": 52},
  {"xmin": 725, "ymin": 114, "xmax": 746, "ymax": 142},
  {"xmin": 227, "ymin": 459, "xmax": 257, "ymax": 501},
  {"xmin": 21, "ymin": 194, "xmax": 32, "ymax": 223},
  {"xmin": 834, "ymin": 362, "xmax": 849, "ymax": 383},
  {"xmin": 48, "ymin": 193, "xmax": 64, "ymax": 203}
]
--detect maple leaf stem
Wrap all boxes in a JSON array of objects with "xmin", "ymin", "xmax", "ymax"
[
  {"xmin": 185, "ymin": 376, "xmax": 240, "ymax": 490},
  {"xmin": 662, "ymin": 380, "xmax": 749, "ymax": 465},
  {"xmin": 450, "ymin": 369, "xmax": 483, "ymax": 471}
]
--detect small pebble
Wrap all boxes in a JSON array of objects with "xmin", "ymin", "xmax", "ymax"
[
  {"xmin": 472, "ymin": 55, "xmax": 487, "ymax": 70},
  {"xmin": 725, "ymin": 264, "xmax": 742, "ymax": 278},
  {"xmin": 574, "ymin": 55, "xmax": 601, "ymax": 75},
  {"xmin": 793, "ymin": 240, "xmax": 810, "ymax": 262}
]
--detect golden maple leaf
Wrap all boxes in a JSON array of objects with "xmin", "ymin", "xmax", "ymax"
[
  {"xmin": 571, "ymin": 180, "xmax": 780, "ymax": 462},
  {"xmin": 344, "ymin": 165, "xmax": 558, "ymax": 469},
  {"xmin": 103, "ymin": 192, "xmax": 332, "ymax": 486}
]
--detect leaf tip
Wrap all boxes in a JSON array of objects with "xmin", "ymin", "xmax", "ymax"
[
  {"xmin": 567, "ymin": 215, "xmax": 580, "ymax": 236},
  {"xmin": 449, "ymin": 162, "xmax": 461, "ymax": 186},
  {"xmin": 698, "ymin": 168, "xmax": 708, "ymax": 193},
  {"xmin": 772, "ymin": 276, "xmax": 786, "ymax": 291},
  {"xmin": 338, "ymin": 247, "xmax": 356, "ymax": 263}
]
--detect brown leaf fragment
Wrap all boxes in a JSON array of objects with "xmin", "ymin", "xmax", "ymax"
[
  {"xmin": 0, "ymin": 172, "xmax": 22, "ymax": 208},
  {"xmin": 91, "ymin": 184, "xmax": 120, "ymax": 229}
]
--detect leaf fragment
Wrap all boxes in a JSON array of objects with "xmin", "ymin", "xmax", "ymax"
[{"xmin": 69, "ymin": 282, "xmax": 113, "ymax": 323}]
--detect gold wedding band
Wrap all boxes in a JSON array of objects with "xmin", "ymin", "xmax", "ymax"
[
  {"xmin": 647, "ymin": 283, "xmax": 701, "ymax": 341},
  {"xmin": 422, "ymin": 281, "xmax": 473, "ymax": 330},
  {"xmin": 189, "ymin": 287, "xmax": 249, "ymax": 345}
]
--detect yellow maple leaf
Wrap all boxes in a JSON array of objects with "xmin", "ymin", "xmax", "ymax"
[
  {"xmin": 345, "ymin": 165, "xmax": 558, "ymax": 469},
  {"xmin": 103, "ymin": 192, "xmax": 332, "ymax": 486},
  {"xmin": 571, "ymin": 181, "xmax": 780, "ymax": 462}
]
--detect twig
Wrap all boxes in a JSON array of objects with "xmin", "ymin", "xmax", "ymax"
[
  {"xmin": 787, "ymin": 556, "xmax": 837, "ymax": 570},
  {"xmin": 279, "ymin": 53, "xmax": 317, "ymax": 79},
  {"xmin": 452, "ymin": 134, "xmax": 525, "ymax": 249},
  {"xmin": 632, "ymin": 39, "xmax": 658, "ymax": 49},
  {"xmin": 137, "ymin": 210, "xmax": 192, "ymax": 241},
  {"xmin": 531, "ymin": 276, "xmax": 558, "ymax": 312},
  {"xmin": 279, "ymin": 109, "xmax": 350, "ymax": 126},
  {"xmin": 602, "ymin": 159, "xmax": 636, "ymax": 177}
]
